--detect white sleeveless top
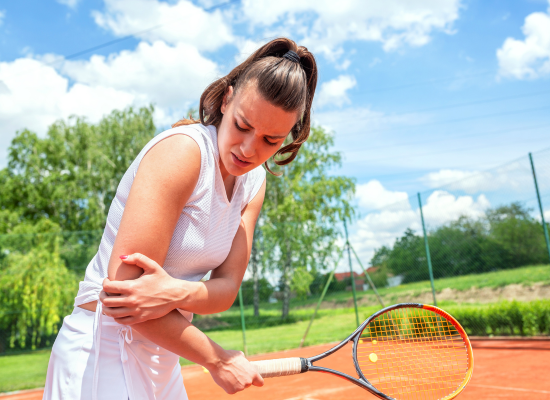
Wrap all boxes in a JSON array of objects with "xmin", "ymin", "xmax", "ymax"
[{"xmin": 74, "ymin": 124, "xmax": 266, "ymax": 317}]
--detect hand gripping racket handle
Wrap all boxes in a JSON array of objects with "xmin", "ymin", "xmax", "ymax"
[{"xmin": 251, "ymin": 357, "xmax": 307, "ymax": 378}]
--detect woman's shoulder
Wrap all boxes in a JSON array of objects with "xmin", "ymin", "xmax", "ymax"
[
  {"xmin": 138, "ymin": 124, "xmax": 218, "ymax": 167},
  {"xmin": 245, "ymin": 164, "xmax": 266, "ymax": 182},
  {"xmin": 240, "ymin": 165, "xmax": 266, "ymax": 208},
  {"xmin": 155, "ymin": 123, "xmax": 214, "ymax": 149}
]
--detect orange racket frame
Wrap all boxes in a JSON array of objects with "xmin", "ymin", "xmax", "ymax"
[{"xmin": 252, "ymin": 303, "xmax": 474, "ymax": 400}]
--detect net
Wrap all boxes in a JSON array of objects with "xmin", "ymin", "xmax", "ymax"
[{"xmin": 357, "ymin": 307, "xmax": 471, "ymax": 400}]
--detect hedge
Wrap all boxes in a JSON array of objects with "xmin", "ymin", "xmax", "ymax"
[{"xmin": 447, "ymin": 299, "xmax": 550, "ymax": 336}]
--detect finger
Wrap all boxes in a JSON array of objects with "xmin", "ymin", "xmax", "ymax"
[
  {"xmin": 100, "ymin": 292, "xmax": 129, "ymax": 308},
  {"xmin": 119, "ymin": 253, "xmax": 162, "ymax": 274},
  {"xmin": 103, "ymin": 306, "xmax": 134, "ymax": 318},
  {"xmin": 252, "ymin": 373, "xmax": 264, "ymax": 387},
  {"xmin": 102, "ymin": 278, "xmax": 131, "ymax": 295}
]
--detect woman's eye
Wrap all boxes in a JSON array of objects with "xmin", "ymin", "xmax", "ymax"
[
  {"xmin": 264, "ymin": 138, "xmax": 277, "ymax": 146},
  {"xmin": 234, "ymin": 121, "xmax": 248, "ymax": 132}
]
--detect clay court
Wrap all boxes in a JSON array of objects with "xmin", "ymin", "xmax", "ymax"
[{"xmin": 2, "ymin": 339, "xmax": 549, "ymax": 400}]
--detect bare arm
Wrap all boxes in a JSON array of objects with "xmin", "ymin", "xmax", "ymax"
[
  {"xmin": 101, "ymin": 178, "xmax": 266, "ymax": 319},
  {"xmin": 106, "ymin": 134, "xmax": 200, "ymax": 282},
  {"xmin": 181, "ymin": 178, "xmax": 265, "ymax": 313},
  {"xmin": 99, "ymin": 134, "xmax": 263, "ymax": 393}
]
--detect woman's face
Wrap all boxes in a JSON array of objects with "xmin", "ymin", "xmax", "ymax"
[{"xmin": 218, "ymin": 82, "xmax": 298, "ymax": 178}]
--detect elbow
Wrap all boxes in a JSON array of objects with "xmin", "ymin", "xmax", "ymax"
[{"xmin": 220, "ymin": 282, "xmax": 241, "ymax": 313}]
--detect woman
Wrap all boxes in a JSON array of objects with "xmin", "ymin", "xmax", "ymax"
[{"xmin": 43, "ymin": 37, "xmax": 317, "ymax": 399}]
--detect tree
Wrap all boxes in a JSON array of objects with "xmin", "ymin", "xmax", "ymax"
[
  {"xmin": 261, "ymin": 125, "xmax": 355, "ymax": 318},
  {"xmin": 386, "ymin": 228, "xmax": 425, "ymax": 283},
  {"xmin": 0, "ymin": 106, "xmax": 156, "ymax": 232},
  {"xmin": 0, "ymin": 219, "xmax": 78, "ymax": 350},
  {"xmin": 291, "ymin": 267, "xmax": 315, "ymax": 299},
  {"xmin": 0, "ymin": 106, "xmax": 157, "ymax": 350},
  {"xmin": 486, "ymin": 203, "xmax": 548, "ymax": 268},
  {"xmin": 232, "ymin": 277, "xmax": 274, "ymax": 307},
  {"xmin": 379, "ymin": 202, "xmax": 549, "ymax": 284},
  {"xmin": 428, "ymin": 217, "xmax": 489, "ymax": 277},
  {"xmin": 370, "ymin": 245, "xmax": 391, "ymax": 268},
  {"xmin": 249, "ymin": 218, "xmax": 264, "ymax": 317}
]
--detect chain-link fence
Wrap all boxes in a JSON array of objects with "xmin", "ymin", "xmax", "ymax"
[
  {"xmin": 220, "ymin": 148, "xmax": 550, "ymax": 354},
  {"xmin": 1, "ymin": 150, "xmax": 549, "ymax": 359}
]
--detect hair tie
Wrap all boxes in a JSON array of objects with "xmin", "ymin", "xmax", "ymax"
[{"xmin": 283, "ymin": 50, "xmax": 300, "ymax": 64}]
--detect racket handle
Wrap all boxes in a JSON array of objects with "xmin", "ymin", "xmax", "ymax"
[{"xmin": 251, "ymin": 357, "xmax": 307, "ymax": 378}]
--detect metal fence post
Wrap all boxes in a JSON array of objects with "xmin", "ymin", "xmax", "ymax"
[
  {"xmin": 299, "ymin": 249, "xmax": 345, "ymax": 348},
  {"xmin": 529, "ymin": 153, "xmax": 550, "ymax": 263},
  {"xmin": 344, "ymin": 219, "xmax": 360, "ymax": 327},
  {"xmin": 238, "ymin": 286, "xmax": 248, "ymax": 356},
  {"xmin": 349, "ymin": 243, "xmax": 385, "ymax": 307},
  {"xmin": 417, "ymin": 193, "xmax": 437, "ymax": 306}
]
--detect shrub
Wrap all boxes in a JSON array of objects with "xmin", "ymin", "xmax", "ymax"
[
  {"xmin": 0, "ymin": 243, "xmax": 78, "ymax": 349},
  {"xmin": 448, "ymin": 299, "xmax": 550, "ymax": 337}
]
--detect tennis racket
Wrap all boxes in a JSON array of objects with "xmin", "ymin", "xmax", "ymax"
[{"xmin": 251, "ymin": 303, "xmax": 473, "ymax": 400}]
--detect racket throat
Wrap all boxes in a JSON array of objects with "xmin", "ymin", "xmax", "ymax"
[{"xmin": 300, "ymin": 358, "xmax": 310, "ymax": 373}]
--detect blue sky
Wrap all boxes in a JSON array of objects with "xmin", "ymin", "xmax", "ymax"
[{"xmin": 1, "ymin": 0, "xmax": 550, "ymax": 267}]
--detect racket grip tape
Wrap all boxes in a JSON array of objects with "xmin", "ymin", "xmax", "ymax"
[{"xmin": 251, "ymin": 357, "xmax": 308, "ymax": 378}]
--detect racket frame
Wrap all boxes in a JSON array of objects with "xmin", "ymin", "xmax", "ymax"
[{"xmin": 301, "ymin": 303, "xmax": 474, "ymax": 400}]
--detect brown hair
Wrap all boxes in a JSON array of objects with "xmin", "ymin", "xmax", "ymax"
[{"xmin": 173, "ymin": 37, "xmax": 318, "ymax": 173}]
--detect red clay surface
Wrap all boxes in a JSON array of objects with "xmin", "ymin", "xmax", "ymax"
[{"xmin": 2, "ymin": 339, "xmax": 549, "ymax": 400}]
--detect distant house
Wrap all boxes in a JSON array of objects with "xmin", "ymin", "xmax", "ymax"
[
  {"xmin": 334, "ymin": 271, "xmax": 376, "ymax": 291},
  {"xmin": 334, "ymin": 267, "xmax": 379, "ymax": 282},
  {"xmin": 334, "ymin": 268, "xmax": 403, "ymax": 290},
  {"xmin": 387, "ymin": 274, "xmax": 404, "ymax": 287}
]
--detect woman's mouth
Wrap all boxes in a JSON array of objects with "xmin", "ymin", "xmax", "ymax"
[{"xmin": 231, "ymin": 152, "xmax": 252, "ymax": 168}]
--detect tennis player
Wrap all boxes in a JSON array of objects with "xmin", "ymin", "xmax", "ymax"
[{"xmin": 43, "ymin": 37, "xmax": 317, "ymax": 399}]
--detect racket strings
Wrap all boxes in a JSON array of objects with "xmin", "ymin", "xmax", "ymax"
[{"xmin": 356, "ymin": 308, "xmax": 470, "ymax": 400}]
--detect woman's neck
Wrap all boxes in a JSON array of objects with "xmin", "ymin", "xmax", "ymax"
[{"xmin": 219, "ymin": 157, "xmax": 236, "ymax": 201}]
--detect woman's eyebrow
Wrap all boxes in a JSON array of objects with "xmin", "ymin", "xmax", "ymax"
[
  {"xmin": 237, "ymin": 113, "xmax": 287, "ymax": 139},
  {"xmin": 237, "ymin": 113, "xmax": 254, "ymax": 129}
]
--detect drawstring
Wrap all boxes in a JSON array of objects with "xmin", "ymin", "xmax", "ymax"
[
  {"xmin": 118, "ymin": 326, "xmax": 133, "ymax": 362},
  {"xmin": 116, "ymin": 325, "xmax": 136, "ymax": 400},
  {"xmin": 91, "ymin": 302, "xmax": 135, "ymax": 400},
  {"xmin": 91, "ymin": 301, "xmax": 103, "ymax": 400}
]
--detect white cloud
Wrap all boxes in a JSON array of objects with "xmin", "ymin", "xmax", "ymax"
[
  {"xmin": 0, "ymin": 9, "xmax": 5, "ymax": 26},
  {"xmin": 369, "ymin": 57, "xmax": 382, "ymax": 67},
  {"xmin": 316, "ymin": 75, "xmax": 356, "ymax": 108},
  {"xmin": 92, "ymin": 0, "xmax": 235, "ymax": 52},
  {"xmin": 497, "ymin": 2, "xmax": 550, "ymax": 79},
  {"xmin": 0, "ymin": 58, "xmax": 135, "ymax": 166},
  {"xmin": 56, "ymin": 0, "xmax": 80, "ymax": 9},
  {"xmin": 422, "ymin": 169, "xmax": 479, "ymax": 187},
  {"xmin": 240, "ymin": 0, "xmax": 461, "ymax": 58},
  {"xmin": 0, "ymin": 1, "xmax": 229, "ymax": 167},
  {"xmin": 421, "ymin": 191, "xmax": 489, "ymax": 227},
  {"xmin": 421, "ymin": 160, "xmax": 547, "ymax": 194},
  {"xmin": 233, "ymin": 38, "xmax": 270, "ymax": 64},
  {"xmin": 61, "ymin": 40, "xmax": 219, "ymax": 125},
  {"xmin": 356, "ymin": 180, "xmax": 409, "ymax": 211},
  {"xmin": 349, "ymin": 181, "xmax": 491, "ymax": 267},
  {"xmin": 0, "ymin": 39, "xmax": 220, "ymax": 166}
]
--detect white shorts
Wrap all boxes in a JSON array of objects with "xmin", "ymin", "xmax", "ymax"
[{"xmin": 43, "ymin": 307, "xmax": 187, "ymax": 400}]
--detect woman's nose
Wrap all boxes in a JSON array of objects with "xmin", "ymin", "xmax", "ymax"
[{"xmin": 241, "ymin": 135, "xmax": 257, "ymax": 158}]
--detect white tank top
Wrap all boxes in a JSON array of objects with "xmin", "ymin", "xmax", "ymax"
[{"xmin": 74, "ymin": 124, "xmax": 266, "ymax": 317}]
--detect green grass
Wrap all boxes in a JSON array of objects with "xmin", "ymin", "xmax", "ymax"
[
  {"xmin": 0, "ymin": 349, "xmax": 51, "ymax": 392},
  {"xmin": 197, "ymin": 264, "xmax": 550, "ymax": 327},
  {"xmin": 317, "ymin": 264, "xmax": 550, "ymax": 305},
  {"xmin": 2, "ymin": 264, "xmax": 549, "ymax": 392},
  {"xmin": 180, "ymin": 307, "xmax": 378, "ymax": 366},
  {"xmin": 384, "ymin": 264, "xmax": 550, "ymax": 293}
]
